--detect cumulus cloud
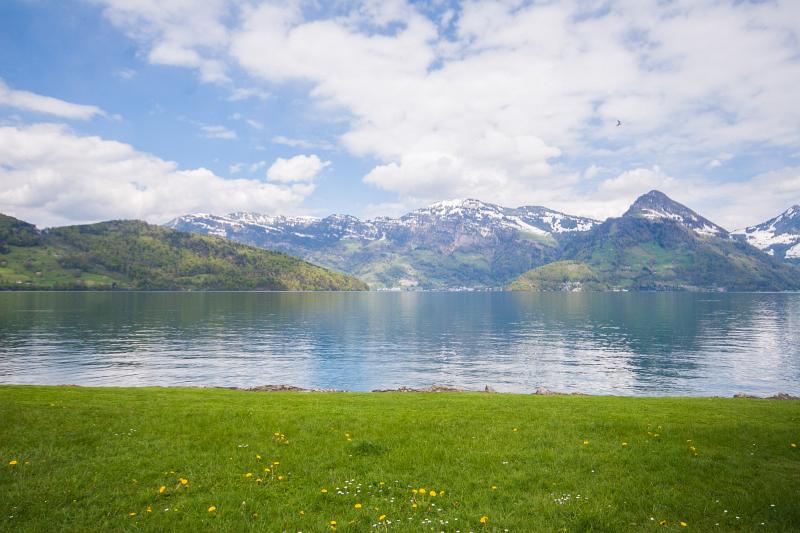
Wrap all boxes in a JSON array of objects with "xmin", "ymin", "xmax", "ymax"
[
  {"xmin": 266, "ymin": 154, "xmax": 329, "ymax": 183},
  {"xmin": 90, "ymin": 1, "xmax": 800, "ymax": 222},
  {"xmin": 0, "ymin": 123, "xmax": 315, "ymax": 227},
  {"xmin": 0, "ymin": 79, "xmax": 104, "ymax": 119}
]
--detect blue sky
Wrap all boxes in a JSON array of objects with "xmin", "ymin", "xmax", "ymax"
[{"xmin": 1, "ymin": 0, "xmax": 799, "ymax": 229}]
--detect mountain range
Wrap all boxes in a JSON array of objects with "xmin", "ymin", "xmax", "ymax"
[
  {"xmin": 168, "ymin": 191, "xmax": 800, "ymax": 291},
  {"xmin": 0, "ymin": 215, "xmax": 367, "ymax": 291},
  {"xmin": 167, "ymin": 199, "xmax": 599, "ymax": 289},
  {"xmin": 733, "ymin": 205, "xmax": 800, "ymax": 263}
]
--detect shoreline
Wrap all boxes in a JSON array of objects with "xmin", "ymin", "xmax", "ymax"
[{"xmin": 2, "ymin": 383, "xmax": 798, "ymax": 399}]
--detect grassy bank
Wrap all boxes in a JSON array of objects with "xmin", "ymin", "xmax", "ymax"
[{"xmin": 1, "ymin": 387, "xmax": 798, "ymax": 532}]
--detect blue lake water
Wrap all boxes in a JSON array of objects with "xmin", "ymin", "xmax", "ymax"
[{"xmin": 0, "ymin": 291, "xmax": 798, "ymax": 396}]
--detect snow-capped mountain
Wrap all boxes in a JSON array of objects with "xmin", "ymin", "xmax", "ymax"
[
  {"xmin": 623, "ymin": 190, "xmax": 728, "ymax": 237},
  {"xmin": 733, "ymin": 205, "xmax": 800, "ymax": 262},
  {"xmin": 166, "ymin": 199, "xmax": 599, "ymax": 289}
]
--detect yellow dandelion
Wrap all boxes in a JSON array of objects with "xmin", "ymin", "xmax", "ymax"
[
  {"xmin": 179, "ymin": 478, "xmax": 188, "ymax": 486},
  {"xmin": 8, "ymin": 460, "xmax": 17, "ymax": 465},
  {"xmin": 264, "ymin": 467, "xmax": 271, "ymax": 473},
  {"xmin": 128, "ymin": 512, "xmax": 137, "ymax": 517},
  {"xmin": 439, "ymin": 490, "xmax": 445, "ymax": 496},
  {"xmin": 429, "ymin": 490, "xmax": 437, "ymax": 497},
  {"xmin": 321, "ymin": 488, "xmax": 328, "ymax": 494},
  {"xmin": 791, "ymin": 443, "xmax": 797, "ymax": 448},
  {"xmin": 480, "ymin": 515, "xmax": 489, "ymax": 524},
  {"xmin": 513, "ymin": 428, "xmax": 518, "ymax": 432},
  {"xmin": 245, "ymin": 472, "xmax": 254, "ymax": 478},
  {"xmin": 583, "ymin": 440, "xmax": 589, "ymax": 445},
  {"xmin": 300, "ymin": 511, "xmax": 305, "ymax": 516},
  {"xmin": 272, "ymin": 461, "xmax": 280, "ymax": 465},
  {"xmin": 412, "ymin": 503, "xmax": 417, "ymax": 509},
  {"xmin": 418, "ymin": 488, "xmax": 426, "ymax": 494},
  {"xmin": 680, "ymin": 521, "xmax": 688, "ymax": 527},
  {"xmin": 146, "ymin": 506, "xmax": 152, "ymax": 513},
  {"xmin": 330, "ymin": 520, "xmax": 337, "ymax": 529},
  {"xmin": 659, "ymin": 519, "xmax": 668, "ymax": 526},
  {"xmin": 256, "ymin": 454, "xmax": 262, "ymax": 461},
  {"xmin": 208, "ymin": 506, "xmax": 216, "ymax": 513},
  {"xmin": 354, "ymin": 503, "xmax": 362, "ymax": 509},
  {"xmin": 159, "ymin": 485, "xmax": 166, "ymax": 494},
  {"xmin": 622, "ymin": 442, "xmax": 628, "ymax": 447},
  {"xmin": 491, "ymin": 485, "xmax": 497, "ymax": 490},
  {"xmin": 277, "ymin": 475, "xmax": 284, "ymax": 481},
  {"xmin": 379, "ymin": 514, "xmax": 386, "ymax": 521},
  {"xmin": 256, "ymin": 478, "xmax": 262, "ymax": 484}
]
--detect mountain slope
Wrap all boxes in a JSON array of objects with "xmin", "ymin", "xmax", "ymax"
[
  {"xmin": 510, "ymin": 191, "xmax": 800, "ymax": 291},
  {"xmin": 0, "ymin": 215, "xmax": 367, "ymax": 291},
  {"xmin": 732, "ymin": 205, "xmax": 800, "ymax": 263},
  {"xmin": 167, "ymin": 199, "xmax": 600, "ymax": 289}
]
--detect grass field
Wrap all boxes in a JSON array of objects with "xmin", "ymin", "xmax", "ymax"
[{"xmin": 1, "ymin": 386, "xmax": 798, "ymax": 532}]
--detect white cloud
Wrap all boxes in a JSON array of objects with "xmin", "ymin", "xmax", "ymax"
[
  {"xmin": 0, "ymin": 123, "xmax": 315, "ymax": 227},
  {"xmin": 116, "ymin": 68, "xmax": 137, "ymax": 80},
  {"xmin": 0, "ymin": 79, "xmax": 104, "ymax": 120},
  {"xmin": 92, "ymin": 1, "xmax": 800, "ymax": 223},
  {"xmin": 228, "ymin": 162, "xmax": 243, "ymax": 173},
  {"xmin": 227, "ymin": 87, "xmax": 270, "ymax": 101},
  {"xmin": 266, "ymin": 154, "xmax": 329, "ymax": 183},
  {"xmin": 200, "ymin": 124, "xmax": 237, "ymax": 140}
]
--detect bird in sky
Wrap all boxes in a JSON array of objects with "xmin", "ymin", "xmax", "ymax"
[{"xmin": 616, "ymin": 120, "xmax": 622, "ymax": 127}]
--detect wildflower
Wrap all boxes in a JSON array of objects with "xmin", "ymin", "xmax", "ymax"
[
  {"xmin": 439, "ymin": 490, "xmax": 445, "ymax": 496},
  {"xmin": 330, "ymin": 520, "xmax": 337, "ymax": 530},
  {"xmin": 354, "ymin": 503, "xmax": 362, "ymax": 509},
  {"xmin": 321, "ymin": 488, "xmax": 328, "ymax": 494},
  {"xmin": 791, "ymin": 443, "xmax": 797, "ymax": 448},
  {"xmin": 245, "ymin": 472, "xmax": 254, "ymax": 478},
  {"xmin": 256, "ymin": 454, "xmax": 261, "ymax": 461},
  {"xmin": 412, "ymin": 503, "xmax": 417, "ymax": 509},
  {"xmin": 622, "ymin": 442, "xmax": 628, "ymax": 447},
  {"xmin": 480, "ymin": 515, "xmax": 489, "ymax": 524},
  {"xmin": 379, "ymin": 515, "xmax": 386, "ymax": 521},
  {"xmin": 491, "ymin": 485, "xmax": 497, "ymax": 491},
  {"xmin": 430, "ymin": 490, "xmax": 437, "ymax": 497},
  {"xmin": 659, "ymin": 519, "xmax": 668, "ymax": 526},
  {"xmin": 264, "ymin": 468, "xmax": 271, "ymax": 473},
  {"xmin": 680, "ymin": 521, "xmax": 688, "ymax": 527},
  {"xmin": 129, "ymin": 512, "xmax": 137, "ymax": 517},
  {"xmin": 278, "ymin": 475, "xmax": 284, "ymax": 481},
  {"xmin": 208, "ymin": 506, "xmax": 216, "ymax": 513},
  {"xmin": 159, "ymin": 486, "xmax": 166, "ymax": 494},
  {"xmin": 179, "ymin": 478, "xmax": 188, "ymax": 486},
  {"xmin": 146, "ymin": 506, "xmax": 152, "ymax": 513},
  {"xmin": 256, "ymin": 478, "xmax": 262, "ymax": 484},
  {"xmin": 273, "ymin": 461, "xmax": 280, "ymax": 465},
  {"xmin": 513, "ymin": 428, "xmax": 518, "ymax": 432},
  {"xmin": 418, "ymin": 488, "xmax": 426, "ymax": 494},
  {"xmin": 583, "ymin": 440, "xmax": 589, "ymax": 445},
  {"xmin": 8, "ymin": 460, "xmax": 17, "ymax": 465}
]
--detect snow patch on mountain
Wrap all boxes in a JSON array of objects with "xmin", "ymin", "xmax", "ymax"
[{"xmin": 733, "ymin": 204, "xmax": 800, "ymax": 261}]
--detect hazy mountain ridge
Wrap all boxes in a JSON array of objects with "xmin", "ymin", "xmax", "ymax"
[
  {"xmin": 733, "ymin": 205, "xmax": 800, "ymax": 263},
  {"xmin": 167, "ymin": 199, "xmax": 600, "ymax": 289},
  {"xmin": 0, "ymin": 214, "xmax": 367, "ymax": 291}
]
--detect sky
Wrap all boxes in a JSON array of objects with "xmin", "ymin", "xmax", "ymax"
[{"xmin": 1, "ymin": 0, "xmax": 799, "ymax": 230}]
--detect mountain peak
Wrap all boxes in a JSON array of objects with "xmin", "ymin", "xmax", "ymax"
[{"xmin": 623, "ymin": 191, "xmax": 727, "ymax": 237}]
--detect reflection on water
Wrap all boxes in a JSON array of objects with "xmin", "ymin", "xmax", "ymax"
[{"xmin": 0, "ymin": 292, "xmax": 798, "ymax": 395}]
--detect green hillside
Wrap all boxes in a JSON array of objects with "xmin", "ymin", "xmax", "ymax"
[
  {"xmin": 0, "ymin": 214, "xmax": 368, "ymax": 291},
  {"xmin": 510, "ymin": 217, "xmax": 800, "ymax": 291}
]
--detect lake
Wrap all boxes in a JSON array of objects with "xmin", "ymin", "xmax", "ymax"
[{"xmin": 0, "ymin": 291, "xmax": 798, "ymax": 396}]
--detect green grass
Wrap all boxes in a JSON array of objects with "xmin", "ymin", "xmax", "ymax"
[{"xmin": 1, "ymin": 387, "xmax": 799, "ymax": 532}]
